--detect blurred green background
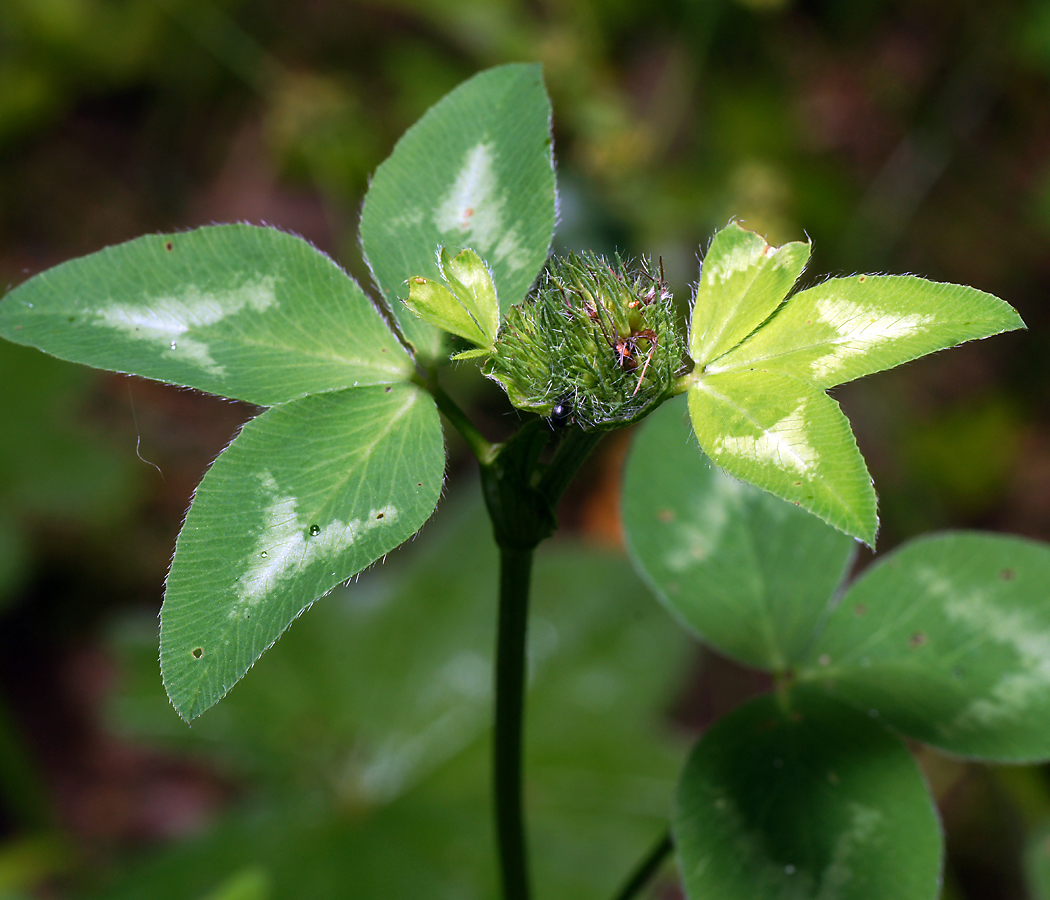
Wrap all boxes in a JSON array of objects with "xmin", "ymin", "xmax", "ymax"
[{"xmin": 1, "ymin": 0, "xmax": 1050, "ymax": 897}]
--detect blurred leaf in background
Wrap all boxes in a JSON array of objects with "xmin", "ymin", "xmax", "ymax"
[
  {"xmin": 0, "ymin": 342, "xmax": 140, "ymax": 610},
  {"xmin": 100, "ymin": 492, "xmax": 689, "ymax": 899}
]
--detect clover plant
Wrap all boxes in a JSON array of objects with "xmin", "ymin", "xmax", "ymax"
[{"xmin": 0, "ymin": 63, "xmax": 1042, "ymax": 900}]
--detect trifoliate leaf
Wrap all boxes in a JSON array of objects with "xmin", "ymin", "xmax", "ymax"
[{"xmin": 686, "ymin": 222, "xmax": 1025, "ymax": 544}]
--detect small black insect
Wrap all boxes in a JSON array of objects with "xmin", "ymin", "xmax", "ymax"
[{"xmin": 550, "ymin": 398, "xmax": 573, "ymax": 426}]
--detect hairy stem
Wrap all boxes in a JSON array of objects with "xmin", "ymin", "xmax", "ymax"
[
  {"xmin": 423, "ymin": 374, "xmax": 497, "ymax": 464},
  {"xmin": 611, "ymin": 830, "xmax": 674, "ymax": 900},
  {"xmin": 494, "ymin": 544, "xmax": 534, "ymax": 900}
]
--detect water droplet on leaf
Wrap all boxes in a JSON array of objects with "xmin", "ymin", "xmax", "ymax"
[
  {"xmin": 170, "ymin": 341, "xmax": 177, "ymax": 350},
  {"xmin": 309, "ymin": 524, "xmax": 321, "ymax": 536}
]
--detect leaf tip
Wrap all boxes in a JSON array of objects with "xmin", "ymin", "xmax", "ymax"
[{"xmin": 162, "ymin": 680, "xmax": 199, "ymax": 724}]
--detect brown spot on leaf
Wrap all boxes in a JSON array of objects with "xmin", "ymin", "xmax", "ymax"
[
  {"xmin": 1000, "ymin": 568, "xmax": 1016, "ymax": 581},
  {"xmin": 657, "ymin": 509, "xmax": 675, "ymax": 523},
  {"xmin": 909, "ymin": 632, "xmax": 927, "ymax": 648},
  {"xmin": 165, "ymin": 241, "xmax": 174, "ymax": 251},
  {"xmin": 854, "ymin": 604, "xmax": 867, "ymax": 616}
]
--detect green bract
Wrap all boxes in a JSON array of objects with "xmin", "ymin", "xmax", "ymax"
[
  {"xmin": 684, "ymin": 222, "xmax": 1025, "ymax": 546},
  {"xmin": 404, "ymin": 247, "xmax": 500, "ymax": 354}
]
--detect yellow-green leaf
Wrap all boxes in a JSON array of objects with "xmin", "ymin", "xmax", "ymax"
[
  {"xmin": 690, "ymin": 222, "xmax": 810, "ymax": 368},
  {"xmin": 404, "ymin": 276, "xmax": 489, "ymax": 346},
  {"xmin": 687, "ymin": 370, "xmax": 877, "ymax": 545},
  {"xmin": 439, "ymin": 247, "xmax": 499, "ymax": 345},
  {"xmin": 708, "ymin": 274, "xmax": 1025, "ymax": 387}
]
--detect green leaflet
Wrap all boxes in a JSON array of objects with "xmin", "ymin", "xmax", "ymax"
[
  {"xmin": 160, "ymin": 384, "xmax": 444, "ymax": 722},
  {"xmin": 690, "ymin": 222, "xmax": 811, "ymax": 368},
  {"xmin": 0, "ymin": 225, "xmax": 411, "ymax": 407},
  {"xmin": 674, "ymin": 690, "xmax": 942, "ymax": 900},
  {"xmin": 708, "ymin": 273, "xmax": 1025, "ymax": 388},
  {"xmin": 360, "ymin": 64, "xmax": 556, "ymax": 362},
  {"xmin": 622, "ymin": 397, "xmax": 855, "ymax": 671},
  {"xmin": 688, "ymin": 369, "xmax": 878, "ymax": 545},
  {"xmin": 686, "ymin": 223, "xmax": 1025, "ymax": 544},
  {"xmin": 799, "ymin": 532, "xmax": 1050, "ymax": 762}
]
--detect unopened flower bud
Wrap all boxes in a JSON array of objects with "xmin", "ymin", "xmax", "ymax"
[{"xmin": 484, "ymin": 252, "xmax": 685, "ymax": 429}]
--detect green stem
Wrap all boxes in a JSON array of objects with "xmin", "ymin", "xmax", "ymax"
[
  {"xmin": 611, "ymin": 830, "xmax": 673, "ymax": 900},
  {"xmin": 537, "ymin": 426, "xmax": 605, "ymax": 505},
  {"xmin": 484, "ymin": 423, "xmax": 605, "ymax": 900},
  {"xmin": 494, "ymin": 544, "xmax": 534, "ymax": 900},
  {"xmin": 422, "ymin": 375, "xmax": 497, "ymax": 464},
  {"xmin": 672, "ymin": 372, "xmax": 698, "ymax": 396}
]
